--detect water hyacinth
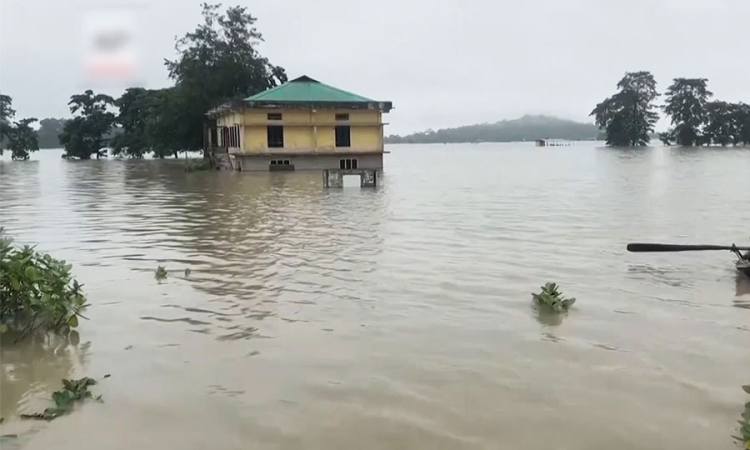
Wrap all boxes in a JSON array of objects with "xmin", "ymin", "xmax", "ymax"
[{"xmin": 531, "ymin": 282, "xmax": 576, "ymax": 312}]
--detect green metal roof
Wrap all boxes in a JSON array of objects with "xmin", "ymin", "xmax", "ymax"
[{"xmin": 244, "ymin": 76, "xmax": 392, "ymax": 111}]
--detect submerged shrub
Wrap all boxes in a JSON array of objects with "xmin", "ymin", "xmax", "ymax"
[
  {"xmin": 531, "ymin": 282, "xmax": 576, "ymax": 312},
  {"xmin": 0, "ymin": 230, "xmax": 87, "ymax": 339}
]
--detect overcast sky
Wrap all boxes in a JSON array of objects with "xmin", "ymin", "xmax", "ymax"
[{"xmin": 1, "ymin": 0, "xmax": 748, "ymax": 135}]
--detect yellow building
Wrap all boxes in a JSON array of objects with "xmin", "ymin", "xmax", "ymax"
[{"xmin": 208, "ymin": 76, "xmax": 392, "ymax": 172}]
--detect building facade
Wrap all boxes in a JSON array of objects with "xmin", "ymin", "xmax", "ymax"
[{"xmin": 208, "ymin": 76, "xmax": 392, "ymax": 172}]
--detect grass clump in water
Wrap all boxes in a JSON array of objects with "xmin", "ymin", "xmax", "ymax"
[
  {"xmin": 20, "ymin": 377, "xmax": 101, "ymax": 421},
  {"xmin": 154, "ymin": 266, "xmax": 168, "ymax": 280},
  {"xmin": 0, "ymin": 229, "xmax": 87, "ymax": 340},
  {"xmin": 531, "ymin": 282, "xmax": 576, "ymax": 312}
]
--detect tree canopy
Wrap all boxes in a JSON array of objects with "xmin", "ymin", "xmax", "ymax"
[
  {"xmin": 6, "ymin": 118, "xmax": 39, "ymax": 160},
  {"xmin": 590, "ymin": 71, "xmax": 659, "ymax": 147},
  {"xmin": 163, "ymin": 3, "xmax": 287, "ymax": 153},
  {"xmin": 59, "ymin": 91, "xmax": 116, "ymax": 159},
  {"xmin": 0, "ymin": 94, "xmax": 15, "ymax": 143},
  {"xmin": 662, "ymin": 78, "xmax": 712, "ymax": 146},
  {"xmin": 0, "ymin": 95, "xmax": 40, "ymax": 159}
]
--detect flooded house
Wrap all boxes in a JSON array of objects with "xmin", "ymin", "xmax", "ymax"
[{"xmin": 207, "ymin": 76, "xmax": 393, "ymax": 172}]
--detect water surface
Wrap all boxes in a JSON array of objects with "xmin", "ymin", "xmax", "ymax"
[{"xmin": 1, "ymin": 144, "xmax": 749, "ymax": 449}]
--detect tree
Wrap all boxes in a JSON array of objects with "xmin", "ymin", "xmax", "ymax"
[
  {"xmin": 6, "ymin": 118, "xmax": 39, "ymax": 160},
  {"xmin": 59, "ymin": 90, "xmax": 115, "ymax": 159},
  {"xmin": 731, "ymin": 103, "xmax": 750, "ymax": 146},
  {"xmin": 164, "ymin": 3, "xmax": 287, "ymax": 154},
  {"xmin": 703, "ymin": 101, "xmax": 735, "ymax": 146},
  {"xmin": 0, "ymin": 94, "xmax": 16, "ymax": 151},
  {"xmin": 662, "ymin": 78, "xmax": 712, "ymax": 146},
  {"xmin": 590, "ymin": 71, "xmax": 659, "ymax": 146},
  {"xmin": 112, "ymin": 88, "xmax": 153, "ymax": 158},
  {"xmin": 37, "ymin": 118, "xmax": 68, "ymax": 148}
]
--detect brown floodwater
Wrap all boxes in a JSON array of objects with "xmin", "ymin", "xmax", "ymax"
[{"xmin": 1, "ymin": 144, "xmax": 749, "ymax": 449}]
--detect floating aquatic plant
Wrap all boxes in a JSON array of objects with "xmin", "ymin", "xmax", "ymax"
[
  {"xmin": 155, "ymin": 266, "xmax": 168, "ymax": 280},
  {"xmin": 20, "ymin": 377, "xmax": 102, "ymax": 421},
  {"xmin": 531, "ymin": 282, "xmax": 576, "ymax": 312}
]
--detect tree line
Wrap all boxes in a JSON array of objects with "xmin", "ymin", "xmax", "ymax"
[
  {"xmin": 385, "ymin": 115, "xmax": 602, "ymax": 144},
  {"xmin": 1, "ymin": 3, "xmax": 286, "ymax": 160},
  {"xmin": 592, "ymin": 71, "xmax": 750, "ymax": 147}
]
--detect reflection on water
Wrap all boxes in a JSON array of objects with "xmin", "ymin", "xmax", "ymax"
[
  {"xmin": 0, "ymin": 331, "xmax": 89, "ymax": 420},
  {"xmin": 0, "ymin": 145, "xmax": 749, "ymax": 449}
]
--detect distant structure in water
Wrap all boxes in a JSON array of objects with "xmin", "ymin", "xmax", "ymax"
[
  {"xmin": 534, "ymin": 139, "xmax": 571, "ymax": 147},
  {"xmin": 206, "ymin": 76, "xmax": 392, "ymax": 176}
]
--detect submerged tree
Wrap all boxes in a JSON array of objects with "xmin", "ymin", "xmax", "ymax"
[
  {"xmin": 662, "ymin": 78, "xmax": 712, "ymax": 146},
  {"xmin": 113, "ymin": 87, "xmax": 187, "ymax": 159},
  {"xmin": 590, "ymin": 71, "xmax": 659, "ymax": 146},
  {"xmin": 6, "ymin": 118, "xmax": 39, "ymax": 160},
  {"xmin": 164, "ymin": 3, "xmax": 287, "ymax": 154},
  {"xmin": 112, "ymin": 88, "xmax": 154, "ymax": 158},
  {"xmin": 1, "ymin": 95, "xmax": 41, "ymax": 159},
  {"xmin": 59, "ymin": 91, "xmax": 115, "ymax": 159},
  {"xmin": 731, "ymin": 103, "xmax": 750, "ymax": 146},
  {"xmin": 703, "ymin": 101, "xmax": 736, "ymax": 146},
  {"xmin": 0, "ymin": 94, "xmax": 16, "ymax": 150}
]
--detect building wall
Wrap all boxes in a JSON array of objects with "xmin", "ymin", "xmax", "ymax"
[
  {"xmin": 218, "ymin": 107, "xmax": 384, "ymax": 155},
  {"xmin": 233, "ymin": 153, "xmax": 383, "ymax": 172}
]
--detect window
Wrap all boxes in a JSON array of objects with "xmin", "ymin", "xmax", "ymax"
[
  {"xmin": 335, "ymin": 113, "xmax": 349, "ymax": 121},
  {"xmin": 335, "ymin": 125, "xmax": 351, "ymax": 147},
  {"xmin": 339, "ymin": 158, "xmax": 358, "ymax": 170},
  {"xmin": 221, "ymin": 125, "xmax": 241, "ymax": 148},
  {"xmin": 270, "ymin": 160, "xmax": 291, "ymax": 165},
  {"xmin": 267, "ymin": 126, "xmax": 284, "ymax": 148},
  {"xmin": 267, "ymin": 113, "xmax": 282, "ymax": 121}
]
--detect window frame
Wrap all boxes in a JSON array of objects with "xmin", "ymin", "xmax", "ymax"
[
  {"xmin": 335, "ymin": 125, "xmax": 351, "ymax": 148},
  {"xmin": 267, "ymin": 125, "xmax": 284, "ymax": 148},
  {"xmin": 339, "ymin": 158, "xmax": 358, "ymax": 170}
]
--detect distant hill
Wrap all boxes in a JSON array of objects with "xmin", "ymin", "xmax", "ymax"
[{"xmin": 385, "ymin": 114, "xmax": 603, "ymax": 144}]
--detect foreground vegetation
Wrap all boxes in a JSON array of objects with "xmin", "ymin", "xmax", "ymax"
[
  {"xmin": 739, "ymin": 385, "xmax": 750, "ymax": 449},
  {"xmin": 0, "ymin": 231, "xmax": 86, "ymax": 339},
  {"xmin": 592, "ymin": 72, "xmax": 750, "ymax": 147}
]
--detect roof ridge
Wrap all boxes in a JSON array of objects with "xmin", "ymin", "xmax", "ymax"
[
  {"xmin": 313, "ymin": 80, "xmax": 374, "ymax": 102},
  {"xmin": 245, "ymin": 79, "xmax": 294, "ymax": 101}
]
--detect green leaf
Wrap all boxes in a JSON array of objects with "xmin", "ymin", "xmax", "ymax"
[
  {"xmin": 51, "ymin": 390, "xmax": 73, "ymax": 409},
  {"xmin": 743, "ymin": 385, "xmax": 750, "ymax": 394},
  {"xmin": 10, "ymin": 276, "xmax": 20, "ymax": 291},
  {"xmin": 24, "ymin": 265, "xmax": 40, "ymax": 280},
  {"xmin": 68, "ymin": 315, "xmax": 78, "ymax": 328},
  {"xmin": 0, "ymin": 324, "xmax": 7, "ymax": 334}
]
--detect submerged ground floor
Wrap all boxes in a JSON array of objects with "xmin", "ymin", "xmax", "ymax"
[{"xmin": 213, "ymin": 150, "xmax": 383, "ymax": 172}]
